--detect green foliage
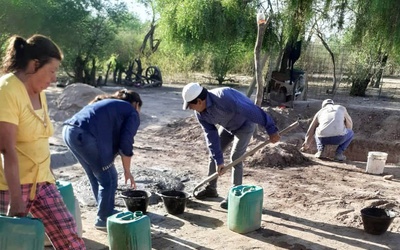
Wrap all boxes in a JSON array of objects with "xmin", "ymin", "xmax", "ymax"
[
  {"xmin": 207, "ymin": 42, "xmax": 247, "ymax": 84},
  {"xmin": 3, "ymin": 0, "xmax": 400, "ymax": 88},
  {"xmin": 0, "ymin": 0, "xmax": 136, "ymax": 83},
  {"xmin": 282, "ymin": 0, "xmax": 314, "ymax": 43},
  {"xmin": 353, "ymin": 1, "xmax": 400, "ymax": 56},
  {"xmin": 0, "ymin": 0, "xmax": 46, "ymax": 37},
  {"xmin": 160, "ymin": 0, "xmax": 256, "ymax": 47},
  {"xmin": 345, "ymin": 48, "xmax": 375, "ymax": 96},
  {"xmin": 155, "ymin": 0, "xmax": 258, "ymax": 83},
  {"xmin": 151, "ymin": 41, "xmax": 204, "ymax": 76}
]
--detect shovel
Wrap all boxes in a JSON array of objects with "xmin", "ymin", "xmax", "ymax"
[{"xmin": 192, "ymin": 121, "xmax": 299, "ymax": 198}]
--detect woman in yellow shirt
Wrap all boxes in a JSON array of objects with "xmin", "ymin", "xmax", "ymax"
[{"xmin": 0, "ymin": 34, "xmax": 85, "ymax": 249}]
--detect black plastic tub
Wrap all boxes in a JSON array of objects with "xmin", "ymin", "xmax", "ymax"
[
  {"xmin": 360, "ymin": 207, "xmax": 396, "ymax": 235},
  {"xmin": 120, "ymin": 190, "xmax": 151, "ymax": 214},
  {"xmin": 159, "ymin": 190, "xmax": 189, "ymax": 215}
]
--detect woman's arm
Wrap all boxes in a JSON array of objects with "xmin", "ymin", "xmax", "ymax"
[
  {"xmin": 120, "ymin": 153, "xmax": 136, "ymax": 189},
  {"xmin": 0, "ymin": 122, "xmax": 26, "ymax": 216}
]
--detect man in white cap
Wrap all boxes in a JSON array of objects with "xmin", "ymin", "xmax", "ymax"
[
  {"xmin": 182, "ymin": 82, "xmax": 280, "ymax": 209},
  {"xmin": 301, "ymin": 99, "xmax": 354, "ymax": 161}
]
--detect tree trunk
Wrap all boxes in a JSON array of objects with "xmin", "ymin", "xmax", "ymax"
[
  {"xmin": 316, "ymin": 31, "xmax": 337, "ymax": 94},
  {"xmin": 263, "ymin": 56, "xmax": 275, "ymax": 96},
  {"xmin": 350, "ymin": 74, "xmax": 372, "ymax": 96},
  {"xmin": 104, "ymin": 61, "xmax": 112, "ymax": 85},
  {"xmin": 125, "ymin": 60, "xmax": 134, "ymax": 82},
  {"xmin": 74, "ymin": 55, "xmax": 85, "ymax": 83},
  {"xmin": 246, "ymin": 53, "xmax": 269, "ymax": 98},
  {"xmin": 373, "ymin": 53, "xmax": 388, "ymax": 88},
  {"xmin": 254, "ymin": 20, "xmax": 268, "ymax": 107},
  {"xmin": 90, "ymin": 58, "xmax": 96, "ymax": 86},
  {"xmin": 140, "ymin": 22, "xmax": 161, "ymax": 57},
  {"xmin": 279, "ymin": 42, "xmax": 292, "ymax": 73},
  {"xmin": 113, "ymin": 61, "xmax": 124, "ymax": 84}
]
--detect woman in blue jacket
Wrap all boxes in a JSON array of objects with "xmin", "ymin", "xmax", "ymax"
[{"xmin": 62, "ymin": 89, "xmax": 142, "ymax": 229}]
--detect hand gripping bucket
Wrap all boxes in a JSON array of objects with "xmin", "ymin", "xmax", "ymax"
[
  {"xmin": 366, "ymin": 151, "xmax": 388, "ymax": 174},
  {"xmin": 227, "ymin": 185, "xmax": 263, "ymax": 234}
]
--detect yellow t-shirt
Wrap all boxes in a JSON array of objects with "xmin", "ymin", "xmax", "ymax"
[{"xmin": 0, "ymin": 73, "xmax": 55, "ymax": 192}]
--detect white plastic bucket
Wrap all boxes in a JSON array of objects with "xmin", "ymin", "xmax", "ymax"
[{"xmin": 366, "ymin": 151, "xmax": 388, "ymax": 174}]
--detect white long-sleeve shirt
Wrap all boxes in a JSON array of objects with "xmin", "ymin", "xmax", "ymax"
[{"xmin": 304, "ymin": 104, "xmax": 353, "ymax": 146}]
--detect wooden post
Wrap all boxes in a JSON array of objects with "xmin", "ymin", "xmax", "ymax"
[{"xmin": 254, "ymin": 15, "xmax": 270, "ymax": 107}]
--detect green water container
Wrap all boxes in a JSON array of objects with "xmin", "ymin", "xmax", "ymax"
[
  {"xmin": 107, "ymin": 211, "xmax": 152, "ymax": 250},
  {"xmin": 227, "ymin": 185, "xmax": 264, "ymax": 234},
  {"xmin": 0, "ymin": 215, "xmax": 45, "ymax": 250},
  {"xmin": 44, "ymin": 180, "xmax": 83, "ymax": 246},
  {"xmin": 56, "ymin": 180, "xmax": 76, "ymax": 218}
]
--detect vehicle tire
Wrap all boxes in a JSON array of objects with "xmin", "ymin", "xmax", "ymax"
[{"xmin": 293, "ymin": 75, "xmax": 307, "ymax": 101}]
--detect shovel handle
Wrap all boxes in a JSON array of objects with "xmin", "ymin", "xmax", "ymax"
[{"xmin": 192, "ymin": 120, "xmax": 299, "ymax": 198}]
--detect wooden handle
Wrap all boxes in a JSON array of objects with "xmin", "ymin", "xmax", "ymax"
[{"xmin": 192, "ymin": 120, "xmax": 299, "ymax": 197}]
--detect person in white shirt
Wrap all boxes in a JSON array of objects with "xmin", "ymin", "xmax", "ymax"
[{"xmin": 301, "ymin": 99, "xmax": 354, "ymax": 161}]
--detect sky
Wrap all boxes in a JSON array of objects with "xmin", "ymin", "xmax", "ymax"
[{"xmin": 122, "ymin": 0, "xmax": 152, "ymax": 21}]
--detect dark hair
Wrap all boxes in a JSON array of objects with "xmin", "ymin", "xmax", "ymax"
[
  {"xmin": 1, "ymin": 34, "xmax": 63, "ymax": 73},
  {"xmin": 188, "ymin": 87, "xmax": 208, "ymax": 104},
  {"xmin": 89, "ymin": 89, "xmax": 143, "ymax": 107}
]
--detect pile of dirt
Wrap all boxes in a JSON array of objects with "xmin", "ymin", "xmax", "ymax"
[
  {"xmin": 45, "ymin": 84, "xmax": 400, "ymax": 250},
  {"xmin": 151, "ymin": 111, "xmax": 309, "ymax": 169},
  {"xmin": 155, "ymin": 115, "xmax": 204, "ymax": 142},
  {"xmin": 146, "ymin": 98, "xmax": 400, "ymax": 167},
  {"xmin": 52, "ymin": 83, "xmax": 105, "ymax": 122},
  {"xmin": 247, "ymin": 142, "xmax": 310, "ymax": 168},
  {"xmin": 350, "ymin": 107, "xmax": 400, "ymax": 142}
]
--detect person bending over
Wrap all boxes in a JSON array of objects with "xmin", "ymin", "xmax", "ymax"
[
  {"xmin": 182, "ymin": 82, "xmax": 280, "ymax": 209},
  {"xmin": 63, "ymin": 89, "xmax": 142, "ymax": 229}
]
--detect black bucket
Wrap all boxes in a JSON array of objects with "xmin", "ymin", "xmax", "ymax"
[
  {"xmin": 120, "ymin": 190, "xmax": 151, "ymax": 214},
  {"xmin": 159, "ymin": 190, "xmax": 189, "ymax": 215},
  {"xmin": 361, "ymin": 207, "xmax": 396, "ymax": 235}
]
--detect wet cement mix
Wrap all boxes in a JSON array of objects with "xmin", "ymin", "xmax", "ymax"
[{"xmin": 46, "ymin": 83, "xmax": 400, "ymax": 250}]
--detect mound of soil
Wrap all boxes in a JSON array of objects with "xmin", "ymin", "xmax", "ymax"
[
  {"xmin": 247, "ymin": 142, "xmax": 310, "ymax": 168},
  {"xmin": 45, "ymin": 83, "xmax": 400, "ymax": 250},
  {"xmin": 156, "ymin": 116, "xmax": 206, "ymax": 142}
]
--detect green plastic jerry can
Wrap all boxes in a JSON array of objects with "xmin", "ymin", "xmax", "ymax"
[
  {"xmin": 107, "ymin": 211, "xmax": 152, "ymax": 250},
  {"xmin": 0, "ymin": 215, "xmax": 45, "ymax": 250},
  {"xmin": 45, "ymin": 180, "xmax": 83, "ymax": 246},
  {"xmin": 227, "ymin": 185, "xmax": 264, "ymax": 234},
  {"xmin": 56, "ymin": 180, "xmax": 76, "ymax": 219}
]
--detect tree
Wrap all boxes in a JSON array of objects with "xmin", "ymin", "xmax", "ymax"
[
  {"xmin": 0, "ymin": 0, "xmax": 134, "ymax": 85},
  {"xmin": 254, "ymin": 13, "xmax": 270, "ymax": 106},
  {"xmin": 63, "ymin": 1, "xmax": 131, "ymax": 84},
  {"xmin": 308, "ymin": 0, "xmax": 350, "ymax": 95},
  {"xmin": 348, "ymin": 0, "xmax": 400, "ymax": 95},
  {"xmin": 155, "ymin": 0, "xmax": 257, "ymax": 84},
  {"xmin": 137, "ymin": 0, "xmax": 161, "ymax": 58},
  {"xmin": 277, "ymin": 0, "xmax": 314, "ymax": 73}
]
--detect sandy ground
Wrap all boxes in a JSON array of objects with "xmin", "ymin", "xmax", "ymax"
[{"xmin": 45, "ymin": 82, "xmax": 400, "ymax": 250}]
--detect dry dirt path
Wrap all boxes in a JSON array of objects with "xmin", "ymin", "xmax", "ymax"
[{"xmin": 46, "ymin": 83, "xmax": 399, "ymax": 250}]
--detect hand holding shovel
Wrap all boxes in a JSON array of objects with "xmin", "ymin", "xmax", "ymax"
[{"xmin": 192, "ymin": 121, "xmax": 299, "ymax": 198}]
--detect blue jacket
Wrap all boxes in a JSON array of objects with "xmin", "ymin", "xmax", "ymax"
[
  {"xmin": 64, "ymin": 99, "xmax": 140, "ymax": 166},
  {"xmin": 195, "ymin": 87, "xmax": 278, "ymax": 165}
]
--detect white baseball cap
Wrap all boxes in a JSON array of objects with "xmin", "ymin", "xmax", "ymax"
[
  {"xmin": 322, "ymin": 99, "xmax": 334, "ymax": 108},
  {"xmin": 182, "ymin": 82, "xmax": 203, "ymax": 110}
]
